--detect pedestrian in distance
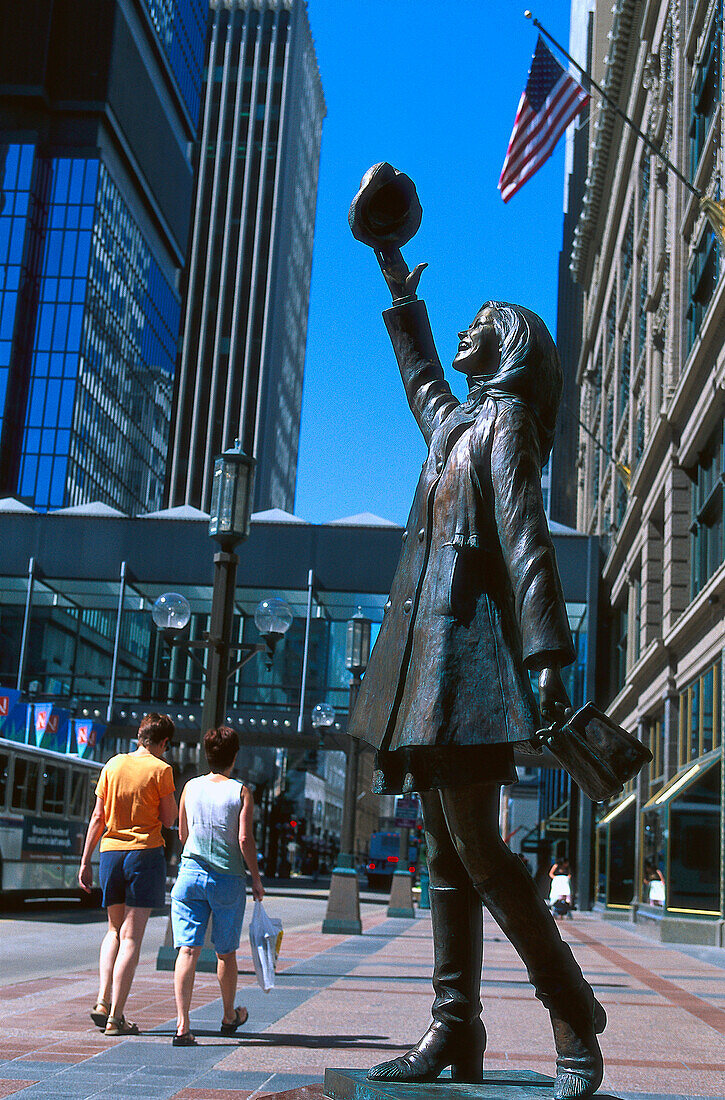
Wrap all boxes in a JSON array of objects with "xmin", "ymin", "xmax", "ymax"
[
  {"xmin": 170, "ymin": 725, "xmax": 264, "ymax": 1046},
  {"xmin": 643, "ymin": 858, "xmax": 665, "ymax": 906},
  {"xmin": 79, "ymin": 713, "xmax": 178, "ymax": 1036},
  {"xmin": 549, "ymin": 856, "xmax": 574, "ymax": 920}
]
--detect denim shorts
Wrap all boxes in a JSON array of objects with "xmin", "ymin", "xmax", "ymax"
[
  {"xmin": 99, "ymin": 847, "xmax": 167, "ymax": 909},
  {"xmin": 171, "ymin": 857, "xmax": 246, "ymax": 956}
]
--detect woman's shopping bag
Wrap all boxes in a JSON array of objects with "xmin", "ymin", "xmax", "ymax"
[{"xmin": 249, "ymin": 900, "xmax": 283, "ymax": 992}]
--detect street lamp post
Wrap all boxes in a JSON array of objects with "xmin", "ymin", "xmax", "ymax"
[
  {"xmin": 154, "ymin": 442, "xmax": 292, "ymax": 973},
  {"xmin": 322, "ymin": 608, "xmax": 371, "ymax": 935},
  {"xmin": 204, "ymin": 440, "xmax": 256, "ymax": 735},
  {"xmin": 152, "ymin": 443, "xmax": 293, "ymax": 754}
]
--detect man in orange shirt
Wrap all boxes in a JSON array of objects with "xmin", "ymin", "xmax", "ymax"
[{"xmin": 79, "ymin": 714, "xmax": 178, "ymax": 1036}]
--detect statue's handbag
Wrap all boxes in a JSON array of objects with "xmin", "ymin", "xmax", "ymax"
[{"xmin": 535, "ymin": 702, "xmax": 653, "ymax": 804}]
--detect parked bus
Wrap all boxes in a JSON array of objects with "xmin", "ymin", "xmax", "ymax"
[
  {"xmin": 0, "ymin": 737, "xmax": 102, "ymax": 907},
  {"xmin": 366, "ymin": 830, "xmax": 418, "ymax": 890}
]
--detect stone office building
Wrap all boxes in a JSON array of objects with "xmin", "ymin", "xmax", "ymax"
[{"xmin": 571, "ymin": 0, "xmax": 724, "ymax": 942}]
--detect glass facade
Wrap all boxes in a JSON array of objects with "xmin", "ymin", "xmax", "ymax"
[
  {"xmin": 70, "ymin": 164, "xmax": 178, "ymax": 513},
  {"xmin": 141, "ymin": 0, "xmax": 208, "ymax": 124},
  {"xmin": 0, "ymin": 145, "xmax": 39, "ymax": 462},
  {"xmin": 16, "ymin": 156, "xmax": 97, "ymax": 510},
  {"xmin": 0, "ymin": 146, "xmax": 179, "ymax": 513},
  {"xmin": 643, "ymin": 754, "xmax": 722, "ymax": 915}
]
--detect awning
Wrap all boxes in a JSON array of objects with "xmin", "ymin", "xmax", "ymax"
[{"xmin": 642, "ymin": 748, "xmax": 721, "ymax": 810}]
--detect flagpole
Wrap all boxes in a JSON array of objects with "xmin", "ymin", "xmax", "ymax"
[
  {"xmin": 524, "ymin": 10, "xmax": 701, "ymax": 200},
  {"xmin": 561, "ymin": 401, "xmax": 631, "ymax": 491}
]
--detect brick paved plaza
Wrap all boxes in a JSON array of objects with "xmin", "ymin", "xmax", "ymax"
[{"xmin": 1, "ymin": 901, "xmax": 724, "ymax": 1100}]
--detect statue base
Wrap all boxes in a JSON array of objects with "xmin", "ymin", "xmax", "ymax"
[{"xmin": 324, "ymin": 1068, "xmax": 555, "ymax": 1100}]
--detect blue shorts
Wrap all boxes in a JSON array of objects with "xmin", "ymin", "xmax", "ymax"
[
  {"xmin": 100, "ymin": 847, "xmax": 167, "ymax": 909},
  {"xmin": 171, "ymin": 857, "xmax": 246, "ymax": 956}
]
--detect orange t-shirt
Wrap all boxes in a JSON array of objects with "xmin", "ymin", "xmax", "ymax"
[{"xmin": 96, "ymin": 752, "xmax": 175, "ymax": 851}]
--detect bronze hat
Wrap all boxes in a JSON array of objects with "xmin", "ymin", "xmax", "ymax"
[{"xmin": 348, "ymin": 162, "xmax": 422, "ymax": 249}]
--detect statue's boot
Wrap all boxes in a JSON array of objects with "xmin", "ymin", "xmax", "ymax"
[
  {"xmin": 368, "ymin": 879, "xmax": 485, "ymax": 1082},
  {"xmin": 474, "ymin": 856, "xmax": 605, "ymax": 1100}
]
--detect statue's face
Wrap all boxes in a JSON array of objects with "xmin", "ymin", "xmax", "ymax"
[{"xmin": 452, "ymin": 305, "xmax": 501, "ymax": 377}]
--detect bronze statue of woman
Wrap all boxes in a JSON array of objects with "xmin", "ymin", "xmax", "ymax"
[{"xmin": 347, "ymin": 164, "xmax": 606, "ymax": 1100}]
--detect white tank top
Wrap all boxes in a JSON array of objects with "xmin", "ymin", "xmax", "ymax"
[{"xmin": 182, "ymin": 775, "xmax": 245, "ymax": 876}]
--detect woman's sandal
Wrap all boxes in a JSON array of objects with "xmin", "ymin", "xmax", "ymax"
[
  {"xmin": 220, "ymin": 1006, "xmax": 248, "ymax": 1035},
  {"xmin": 172, "ymin": 1031, "xmax": 197, "ymax": 1046},
  {"xmin": 104, "ymin": 1014, "xmax": 140, "ymax": 1037},
  {"xmin": 90, "ymin": 999, "xmax": 110, "ymax": 1028}
]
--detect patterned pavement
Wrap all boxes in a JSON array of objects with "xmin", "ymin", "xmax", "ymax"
[{"xmin": 1, "ymin": 904, "xmax": 724, "ymax": 1100}]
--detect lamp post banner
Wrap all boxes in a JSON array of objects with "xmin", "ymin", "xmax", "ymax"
[
  {"xmin": 33, "ymin": 703, "xmax": 70, "ymax": 749},
  {"xmin": 0, "ymin": 688, "xmax": 21, "ymax": 728},
  {"xmin": 76, "ymin": 719, "xmax": 106, "ymax": 758}
]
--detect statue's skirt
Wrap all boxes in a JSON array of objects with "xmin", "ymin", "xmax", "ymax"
[{"xmin": 370, "ymin": 742, "xmax": 517, "ymax": 795}]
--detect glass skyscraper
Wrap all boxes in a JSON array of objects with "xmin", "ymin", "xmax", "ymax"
[
  {"xmin": 0, "ymin": 0, "xmax": 207, "ymax": 514},
  {"xmin": 167, "ymin": 0, "xmax": 325, "ymax": 513},
  {"xmin": 141, "ymin": 0, "xmax": 207, "ymax": 124}
]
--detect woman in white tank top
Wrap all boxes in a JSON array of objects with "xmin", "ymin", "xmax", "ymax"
[{"xmin": 170, "ymin": 726, "xmax": 264, "ymax": 1045}]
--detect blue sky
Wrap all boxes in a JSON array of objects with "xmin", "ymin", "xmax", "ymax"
[{"xmin": 294, "ymin": 1, "xmax": 576, "ymax": 525}]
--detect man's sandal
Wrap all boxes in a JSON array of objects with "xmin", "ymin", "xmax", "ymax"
[
  {"xmin": 90, "ymin": 999, "xmax": 110, "ymax": 1028},
  {"xmin": 220, "ymin": 1006, "xmax": 248, "ymax": 1035},
  {"xmin": 104, "ymin": 1015, "xmax": 140, "ymax": 1036}
]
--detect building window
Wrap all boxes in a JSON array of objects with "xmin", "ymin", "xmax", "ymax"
[
  {"xmin": 687, "ymin": 228, "xmax": 719, "ymax": 350},
  {"xmin": 635, "ymin": 400, "xmax": 645, "ymax": 464},
  {"xmin": 640, "ymin": 153, "xmax": 650, "ymax": 212},
  {"xmin": 678, "ymin": 659, "xmax": 721, "ymax": 766},
  {"xmin": 591, "ymin": 440, "xmax": 600, "ymax": 505},
  {"xmin": 638, "ymin": 258, "xmax": 648, "ymax": 356},
  {"xmin": 619, "ymin": 327, "xmax": 631, "ymax": 418},
  {"xmin": 606, "ymin": 294, "xmax": 616, "ymax": 359},
  {"xmin": 615, "ymin": 475, "xmax": 627, "ymax": 527},
  {"xmin": 690, "ymin": 10, "xmax": 721, "ymax": 178},
  {"xmin": 632, "ymin": 574, "xmax": 641, "ymax": 664},
  {"xmin": 621, "ymin": 208, "xmax": 634, "ymax": 289},
  {"xmin": 612, "ymin": 603, "xmax": 627, "ymax": 694},
  {"xmin": 690, "ymin": 420, "xmax": 724, "ymax": 597},
  {"xmin": 646, "ymin": 712, "xmax": 664, "ymax": 794}
]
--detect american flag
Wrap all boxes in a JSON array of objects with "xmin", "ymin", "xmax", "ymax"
[{"xmin": 499, "ymin": 37, "xmax": 589, "ymax": 203}]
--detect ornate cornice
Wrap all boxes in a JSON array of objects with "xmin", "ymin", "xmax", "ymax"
[{"xmin": 570, "ymin": 0, "xmax": 639, "ymax": 285}]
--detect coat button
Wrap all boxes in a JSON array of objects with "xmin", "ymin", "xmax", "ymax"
[
  {"xmin": 436, "ymin": 458, "xmax": 443, "ymax": 472},
  {"xmin": 401, "ymin": 530, "xmax": 408, "ymax": 543},
  {"xmin": 384, "ymin": 600, "xmax": 391, "ymax": 613},
  {"xmin": 417, "ymin": 527, "xmax": 425, "ymax": 541},
  {"xmin": 403, "ymin": 598, "xmax": 412, "ymax": 613}
]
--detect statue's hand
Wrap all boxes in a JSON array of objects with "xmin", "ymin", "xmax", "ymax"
[
  {"xmin": 375, "ymin": 248, "xmax": 427, "ymax": 302},
  {"xmin": 538, "ymin": 666, "xmax": 572, "ymax": 726}
]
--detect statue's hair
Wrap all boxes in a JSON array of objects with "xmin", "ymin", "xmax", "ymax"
[
  {"xmin": 465, "ymin": 300, "xmax": 562, "ymax": 464},
  {"xmin": 483, "ymin": 300, "xmax": 532, "ymax": 373}
]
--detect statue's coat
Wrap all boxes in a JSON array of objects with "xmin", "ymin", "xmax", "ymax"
[{"xmin": 349, "ymin": 299, "xmax": 575, "ymax": 757}]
